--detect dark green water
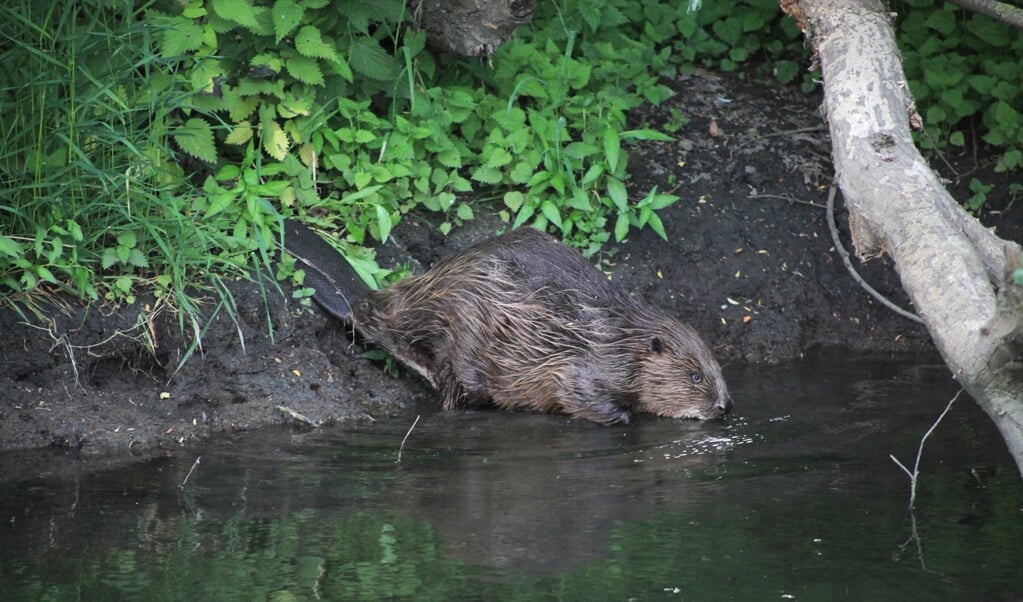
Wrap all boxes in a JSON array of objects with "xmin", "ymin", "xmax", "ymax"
[{"xmin": 2, "ymin": 359, "xmax": 1021, "ymax": 601}]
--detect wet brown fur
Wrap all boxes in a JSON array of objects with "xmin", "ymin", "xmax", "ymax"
[{"xmin": 351, "ymin": 228, "xmax": 731, "ymax": 424}]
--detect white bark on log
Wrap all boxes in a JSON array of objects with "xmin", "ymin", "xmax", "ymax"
[{"xmin": 794, "ymin": 0, "xmax": 1023, "ymax": 476}]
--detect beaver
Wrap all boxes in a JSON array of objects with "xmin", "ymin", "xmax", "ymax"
[{"xmin": 284, "ymin": 221, "xmax": 731, "ymax": 424}]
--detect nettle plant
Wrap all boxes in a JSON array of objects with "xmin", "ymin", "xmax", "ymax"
[
  {"xmin": 469, "ymin": 35, "xmax": 680, "ymax": 254},
  {"xmin": 150, "ymin": 0, "xmax": 488, "ymax": 285},
  {"xmin": 896, "ymin": 0, "xmax": 1023, "ymax": 173},
  {"xmin": 149, "ymin": 0, "xmax": 703, "ymax": 263},
  {"xmin": 150, "ymin": 1, "xmax": 416, "ymax": 231}
]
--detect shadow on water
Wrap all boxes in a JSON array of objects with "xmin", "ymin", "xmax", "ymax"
[{"xmin": 2, "ymin": 358, "xmax": 1022, "ymax": 601}]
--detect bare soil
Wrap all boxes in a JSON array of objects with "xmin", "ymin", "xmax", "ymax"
[{"xmin": 2, "ymin": 70, "xmax": 1017, "ymax": 474}]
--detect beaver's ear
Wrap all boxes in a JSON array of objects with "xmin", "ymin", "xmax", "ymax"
[{"xmin": 648, "ymin": 336, "xmax": 664, "ymax": 354}]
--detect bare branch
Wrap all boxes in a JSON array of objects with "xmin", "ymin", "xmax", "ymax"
[{"xmin": 946, "ymin": 0, "xmax": 1023, "ymax": 30}]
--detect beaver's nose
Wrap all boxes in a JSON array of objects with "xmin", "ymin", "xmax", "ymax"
[{"xmin": 716, "ymin": 396, "xmax": 733, "ymax": 416}]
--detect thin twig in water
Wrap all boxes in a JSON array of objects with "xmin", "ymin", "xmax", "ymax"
[
  {"xmin": 826, "ymin": 184, "xmax": 924, "ymax": 324},
  {"xmin": 894, "ymin": 509, "xmax": 933, "ymax": 574},
  {"xmin": 397, "ymin": 414, "xmax": 421, "ymax": 464},
  {"xmin": 180, "ymin": 456, "xmax": 201, "ymax": 489},
  {"xmin": 890, "ymin": 388, "xmax": 963, "ymax": 510}
]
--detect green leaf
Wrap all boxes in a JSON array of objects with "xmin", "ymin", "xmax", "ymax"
[
  {"xmin": 729, "ymin": 47, "xmax": 749, "ymax": 63},
  {"xmin": 0, "ymin": 236, "xmax": 22, "ymax": 258},
  {"xmin": 924, "ymin": 9, "xmax": 955, "ymax": 36},
  {"xmin": 564, "ymin": 142, "xmax": 600, "ymax": 161},
  {"xmin": 210, "ymin": 0, "xmax": 259, "ymax": 30},
  {"xmin": 206, "ymin": 192, "xmax": 235, "ymax": 218},
  {"xmin": 456, "ymin": 204, "xmax": 474, "ymax": 221},
  {"xmin": 225, "ymin": 121, "xmax": 254, "ymax": 145},
  {"xmin": 471, "ymin": 165, "xmax": 503, "ymax": 185},
  {"xmin": 353, "ymin": 172, "xmax": 373, "ymax": 189},
  {"xmin": 990, "ymin": 101, "xmax": 1021, "ymax": 131},
  {"xmin": 183, "ymin": 4, "xmax": 207, "ymax": 19},
  {"xmin": 327, "ymin": 56, "xmax": 354, "ymax": 82},
  {"xmin": 128, "ymin": 249, "xmax": 150, "ymax": 268},
  {"xmin": 603, "ymin": 128, "xmax": 620, "ymax": 173},
  {"xmin": 742, "ymin": 11, "xmax": 767, "ymax": 32},
  {"xmin": 606, "ymin": 178, "xmax": 629, "ymax": 212},
  {"xmin": 504, "ymin": 191, "xmax": 525, "ymax": 213},
  {"xmin": 351, "ymin": 37, "xmax": 396, "ymax": 81},
  {"xmin": 966, "ymin": 14, "xmax": 1010, "ymax": 47},
  {"xmin": 295, "ymin": 26, "xmax": 339, "ymax": 62},
  {"xmin": 996, "ymin": 149, "xmax": 1023, "ymax": 172},
  {"xmin": 285, "ymin": 55, "xmax": 324, "ymax": 85},
  {"xmin": 712, "ymin": 17, "xmax": 742, "ymax": 45},
  {"xmin": 923, "ymin": 61, "xmax": 963, "ymax": 90},
  {"xmin": 117, "ymin": 231, "xmax": 138, "ymax": 248},
  {"xmin": 102, "ymin": 248, "xmax": 118, "ymax": 269},
  {"xmin": 263, "ymin": 120, "xmax": 290, "ymax": 161},
  {"xmin": 403, "ymin": 29, "xmax": 427, "ymax": 57},
  {"xmin": 925, "ymin": 105, "xmax": 947, "ymax": 125},
  {"xmin": 966, "ymin": 74, "xmax": 996, "ymax": 95},
  {"xmin": 115, "ymin": 276, "xmax": 133, "ymax": 293},
  {"xmin": 484, "ymin": 147, "xmax": 513, "ymax": 168},
  {"xmin": 567, "ymin": 189, "xmax": 592, "ymax": 212},
  {"xmin": 437, "ymin": 148, "xmax": 463, "ymax": 169},
  {"xmin": 36, "ymin": 266, "xmax": 58, "ymax": 285},
  {"xmin": 982, "ymin": 59, "xmax": 1017, "ymax": 81},
  {"xmin": 648, "ymin": 192, "xmax": 679, "ymax": 210},
  {"xmin": 540, "ymin": 201, "xmax": 563, "ymax": 229},
  {"xmin": 549, "ymin": 173, "xmax": 566, "ymax": 196},
  {"xmin": 990, "ymin": 81, "xmax": 1018, "ymax": 103},
  {"xmin": 621, "ymin": 128, "xmax": 674, "ymax": 142},
  {"xmin": 66, "ymin": 220, "xmax": 83, "ymax": 242},
  {"xmin": 614, "ymin": 214, "xmax": 630, "ymax": 242},
  {"xmin": 254, "ymin": 180, "xmax": 291, "ymax": 196},
  {"xmin": 374, "ymin": 204, "xmax": 392, "ymax": 242},
  {"xmin": 340, "ymin": 185, "xmax": 383, "ymax": 203},
  {"xmin": 160, "ymin": 19, "xmax": 205, "ymax": 57},
  {"xmin": 175, "ymin": 118, "xmax": 218, "ymax": 163},
  {"xmin": 509, "ymin": 162, "xmax": 534, "ymax": 184},
  {"xmin": 435, "ymin": 192, "xmax": 456, "ymax": 211},
  {"xmin": 648, "ymin": 213, "xmax": 667, "ymax": 240},
  {"xmin": 512, "ymin": 202, "xmax": 537, "ymax": 228},
  {"xmin": 272, "ymin": 0, "xmax": 304, "ymax": 43},
  {"xmin": 581, "ymin": 164, "xmax": 604, "ymax": 186},
  {"xmin": 251, "ymin": 52, "xmax": 282, "ymax": 76}
]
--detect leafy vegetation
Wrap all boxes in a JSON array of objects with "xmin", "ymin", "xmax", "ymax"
[
  {"xmin": 1, "ymin": 0, "xmax": 1019, "ymax": 324},
  {"xmin": 0, "ymin": 0, "xmax": 274, "ymax": 326},
  {"xmin": 895, "ymin": 0, "xmax": 1023, "ymax": 172}
]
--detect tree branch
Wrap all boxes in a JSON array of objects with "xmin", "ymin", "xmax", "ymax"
[
  {"xmin": 825, "ymin": 185, "xmax": 923, "ymax": 324},
  {"xmin": 796, "ymin": 0, "xmax": 1023, "ymax": 477},
  {"xmin": 946, "ymin": 0, "xmax": 1023, "ymax": 30}
]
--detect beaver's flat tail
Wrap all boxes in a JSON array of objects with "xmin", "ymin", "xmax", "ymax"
[{"xmin": 281, "ymin": 219, "xmax": 370, "ymax": 320}]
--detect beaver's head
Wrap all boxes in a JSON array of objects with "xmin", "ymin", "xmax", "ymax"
[{"xmin": 632, "ymin": 321, "xmax": 732, "ymax": 420}]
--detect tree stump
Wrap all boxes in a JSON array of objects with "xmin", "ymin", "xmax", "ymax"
[{"xmin": 414, "ymin": 0, "xmax": 536, "ymax": 57}]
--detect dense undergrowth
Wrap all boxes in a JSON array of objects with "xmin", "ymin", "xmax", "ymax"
[{"xmin": 0, "ymin": 0, "xmax": 1019, "ymax": 326}]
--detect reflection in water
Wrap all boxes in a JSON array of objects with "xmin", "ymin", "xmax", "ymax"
[
  {"xmin": 372, "ymin": 413, "xmax": 746, "ymax": 570},
  {"xmin": 1, "ymin": 359, "xmax": 1022, "ymax": 601}
]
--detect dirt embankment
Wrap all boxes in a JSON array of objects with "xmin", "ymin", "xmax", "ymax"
[{"xmin": 3, "ymin": 71, "xmax": 1016, "ymax": 471}]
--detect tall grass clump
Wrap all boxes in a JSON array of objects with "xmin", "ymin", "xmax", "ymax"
[{"xmin": 0, "ymin": 0, "xmax": 268, "ymax": 326}]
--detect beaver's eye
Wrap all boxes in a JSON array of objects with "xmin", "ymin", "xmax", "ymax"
[{"xmin": 690, "ymin": 372, "xmax": 702, "ymax": 384}]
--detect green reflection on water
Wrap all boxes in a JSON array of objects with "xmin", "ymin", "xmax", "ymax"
[
  {"xmin": 3, "ymin": 467, "xmax": 1021, "ymax": 602},
  {"xmin": 3, "ymin": 360, "xmax": 1023, "ymax": 601}
]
